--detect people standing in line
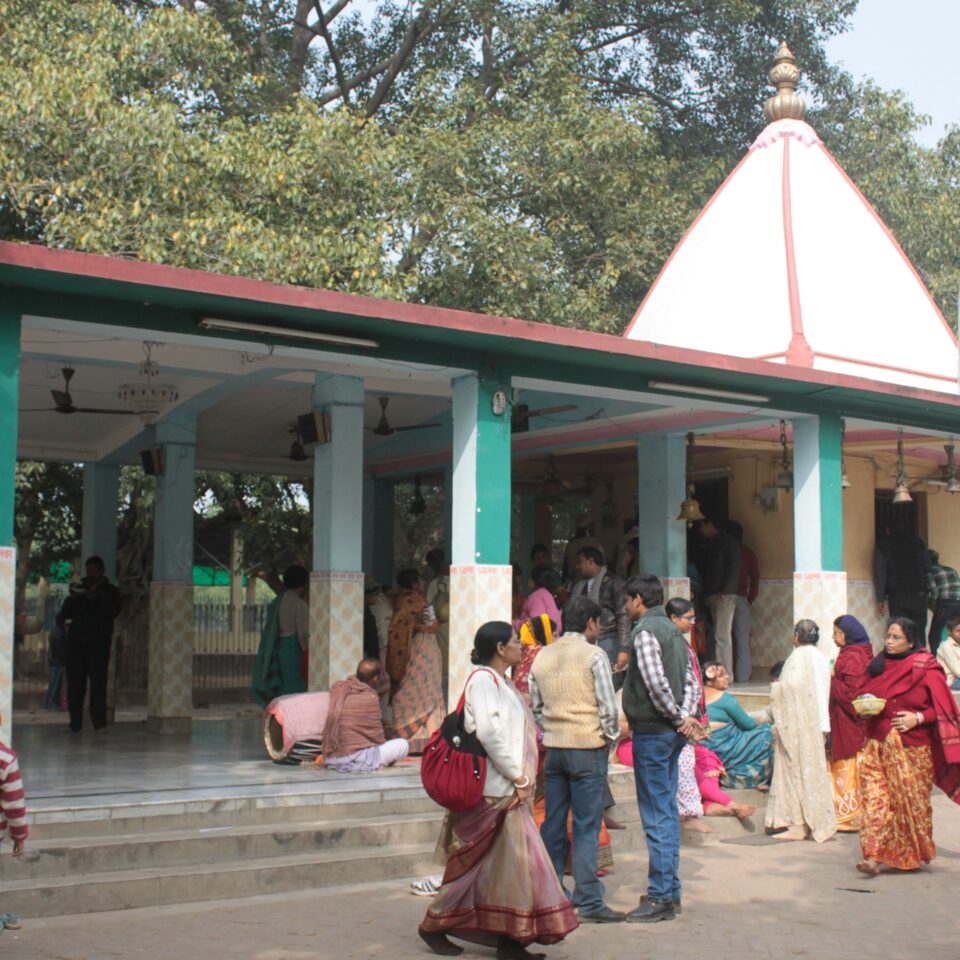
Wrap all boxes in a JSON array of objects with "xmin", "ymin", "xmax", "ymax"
[
  {"xmin": 726, "ymin": 521, "xmax": 758, "ymax": 682},
  {"xmin": 828, "ymin": 615, "xmax": 873, "ymax": 832},
  {"xmin": 568, "ymin": 547, "xmax": 630, "ymax": 670},
  {"xmin": 528, "ymin": 597, "xmax": 624, "ymax": 924},
  {"xmin": 386, "ymin": 569, "xmax": 433, "ymax": 698},
  {"xmin": 856, "ymin": 617, "xmax": 960, "ymax": 876},
  {"xmin": 515, "ymin": 567, "xmax": 563, "ymax": 635},
  {"xmin": 764, "ymin": 620, "xmax": 837, "ymax": 843},
  {"xmin": 699, "ymin": 519, "xmax": 741, "ymax": 678},
  {"xmin": 419, "ymin": 622, "xmax": 578, "ymax": 959},
  {"xmin": 323, "ymin": 660, "xmax": 410, "ymax": 773},
  {"xmin": 937, "ymin": 617, "xmax": 960, "ymax": 690},
  {"xmin": 252, "ymin": 564, "xmax": 310, "ymax": 707},
  {"xmin": 874, "ymin": 517, "xmax": 930, "ymax": 630},
  {"xmin": 57, "ymin": 555, "xmax": 122, "ymax": 733},
  {"xmin": 621, "ymin": 574, "xmax": 707, "ymax": 923},
  {"xmin": 925, "ymin": 550, "xmax": 960, "ymax": 655},
  {"xmin": 562, "ymin": 517, "xmax": 604, "ymax": 582}
]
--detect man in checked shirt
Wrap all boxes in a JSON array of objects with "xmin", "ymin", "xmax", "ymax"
[{"xmin": 621, "ymin": 574, "xmax": 707, "ymax": 924}]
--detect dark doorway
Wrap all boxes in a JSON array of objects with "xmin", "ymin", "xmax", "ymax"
[
  {"xmin": 692, "ymin": 478, "xmax": 729, "ymax": 526},
  {"xmin": 874, "ymin": 490, "xmax": 927, "ymax": 541}
]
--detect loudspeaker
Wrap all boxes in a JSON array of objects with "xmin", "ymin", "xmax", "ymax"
[
  {"xmin": 141, "ymin": 447, "xmax": 165, "ymax": 476},
  {"xmin": 297, "ymin": 411, "xmax": 332, "ymax": 445}
]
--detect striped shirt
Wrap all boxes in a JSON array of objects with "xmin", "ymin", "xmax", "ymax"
[{"xmin": 0, "ymin": 742, "xmax": 28, "ymax": 842}]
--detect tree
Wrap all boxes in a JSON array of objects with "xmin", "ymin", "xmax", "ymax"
[{"xmin": 2, "ymin": 0, "xmax": 900, "ymax": 334}]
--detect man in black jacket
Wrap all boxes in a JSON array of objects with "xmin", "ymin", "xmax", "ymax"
[{"xmin": 58, "ymin": 556, "xmax": 122, "ymax": 732}]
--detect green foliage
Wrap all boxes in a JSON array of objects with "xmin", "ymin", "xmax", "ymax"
[{"xmin": 1, "ymin": 1, "xmax": 957, "ymax": 329}]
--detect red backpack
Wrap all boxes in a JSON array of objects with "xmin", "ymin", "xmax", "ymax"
[{"xmin": 420, "ymin": 669, "xmax": 499, "ymax": 812}]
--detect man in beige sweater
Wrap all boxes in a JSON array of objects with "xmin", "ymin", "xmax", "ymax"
[{"xmin": 529, "ymin": 596, "xmax": 623, "ymax": 924}]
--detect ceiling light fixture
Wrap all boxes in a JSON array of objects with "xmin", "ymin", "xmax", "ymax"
[
  {"xmin": 117, "ymin": 342, "xmax": 179, "ymax": 425},
  {"xmin": 647, "ymin": 381, "xmax": 769, "ymax": 404},
  {"xmin": 198, "ymin": 317, "xmax": 379, "ymax": 349}
]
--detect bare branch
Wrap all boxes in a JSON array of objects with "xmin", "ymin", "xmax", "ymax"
[{"xmin": 312, "ymin": 0, "xmax": 353, "ymax": 107}]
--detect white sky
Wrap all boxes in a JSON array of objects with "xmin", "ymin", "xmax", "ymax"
[{"xmin": 827, "ymin": 0, "xmax": 960, "ymax": 146}]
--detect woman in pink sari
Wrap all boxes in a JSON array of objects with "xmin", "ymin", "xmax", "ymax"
[{"xmin": 419, "ymin": 622, "xmax": 578, "ymax": 960}]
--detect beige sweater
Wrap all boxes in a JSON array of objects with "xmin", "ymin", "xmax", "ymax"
[
  {"xmin": 529, "ymin": 635, "xmax": 607, "ymax": 749},
  {"xmin": 938, "ymin": 638, "xmax": 960, "ymax": 684}
]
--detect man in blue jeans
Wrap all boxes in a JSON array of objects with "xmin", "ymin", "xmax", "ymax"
[
  {"xmin": 621, "ymin": 574, "xmax": 707, "ymax": 922},
  {"xmin": 529, "ymin": 596, "xmax": 624, "ymax": 923}
]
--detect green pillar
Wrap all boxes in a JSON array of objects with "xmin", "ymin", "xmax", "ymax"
[{"xmin": 0, "ymin": 307, "xmax": 20, "ymax": 744}]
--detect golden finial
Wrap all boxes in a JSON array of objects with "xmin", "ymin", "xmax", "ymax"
[{"xmin": 764, "ymin": 41, "xmax": 805, "ymax": 123}]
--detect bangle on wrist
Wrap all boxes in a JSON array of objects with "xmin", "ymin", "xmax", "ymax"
[
  {"xmin": 514, "ymin": 776, "xmax": 530, "ymax": 789},
  {"xmin": 915, "ymin": 712, "xmax": 924, "ymax": 728}
]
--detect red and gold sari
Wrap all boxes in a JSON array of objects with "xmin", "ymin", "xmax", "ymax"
[{"xmin": 859, "ymin": 651, "xmax": 960, "ymax": 870}]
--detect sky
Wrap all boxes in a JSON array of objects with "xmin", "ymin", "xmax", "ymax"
[{"xmin": 826, "ymin": 0, "xmax": 960, "ymax": 146}]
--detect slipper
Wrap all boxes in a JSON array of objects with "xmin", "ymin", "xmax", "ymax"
[{"xmin": 0, "ymin": 914, "xmax": 21, "ymax": 930}]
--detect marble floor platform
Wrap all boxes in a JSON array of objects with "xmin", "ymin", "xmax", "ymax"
[{"xmin": 11, "ymin": 715, "xmax": 422, "ymax": 813}]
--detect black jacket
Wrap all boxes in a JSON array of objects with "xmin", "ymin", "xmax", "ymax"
[{"xmin": 58, "ymin": 578, "xmax": 122, "ymax": 644}]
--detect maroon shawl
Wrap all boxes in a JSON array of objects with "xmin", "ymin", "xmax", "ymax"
[
  {"xmin": 829, "ymin": 644, "xmax": 872, "ymax": 760},
  {"xmin": 861, "ymin": 651, "xmax": 960, "ymax": 804}
]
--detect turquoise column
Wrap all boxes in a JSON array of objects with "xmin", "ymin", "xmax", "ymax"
[
  {"xmin": 81, "ymin": 463, "xmax": 120, "ymax": 579},
  {"xmin": 636, "ymin": 434, "xmax": 687, "ymax": 583},
  {"xmin": 792, "ymin": 414, "xmax": 846, "ymax": 657},
  {"xmin": 363, "ymin": 474, "xmax": 395, "ymax": 588},
  {"xmin": 448, "ymin": 372, "xmax": 513, "ymax": 708},
  {"xmin": 450, "ymin": 373, "xmax": 512, "ymax": 566},
  {"xmin": 0, "ymin": 307, "xmax": 20, "ymax": 743},
  {"xmin": 309, "ymin": 374, "xmax": 365, "ymax": 689},
  {"xmin": 443, "ymin": 463, "xmax": 453, "ymax": 563},
  {"xmin": 148, "ymin": 411, "xmax": 197, "ymax": 734}
]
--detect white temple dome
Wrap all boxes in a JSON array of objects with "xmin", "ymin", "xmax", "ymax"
[{"xmin": 624, "ymin": 42, "xmax": 960, "ymax": 395}]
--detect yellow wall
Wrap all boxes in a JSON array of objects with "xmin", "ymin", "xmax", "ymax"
[{"xmin": 926, "ymin": 486, "xmax": 960, "ymax": 570}]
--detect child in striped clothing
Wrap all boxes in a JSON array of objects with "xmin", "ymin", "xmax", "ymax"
[{"xmin": 1, "ymin": 738, "xmax": 27, "ymax": 932}]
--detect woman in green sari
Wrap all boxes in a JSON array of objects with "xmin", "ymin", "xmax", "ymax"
[{"xmin": 252, "ymin": 565, "xmax": 310, "ymax": 707}]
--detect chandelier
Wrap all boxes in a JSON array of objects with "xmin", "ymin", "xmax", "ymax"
[{"xmin": 118, "ymin": 342, "xmax": 179, "ymax": 426}]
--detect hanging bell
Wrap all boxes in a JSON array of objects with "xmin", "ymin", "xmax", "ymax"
[
  {"xmin": 775, "ymin": 466, "xmax": 794, "ymax": 490},
  {"xmin": 947, "ymin": 475, "xmax": 960, "ymax": 495},
  {"xmin": 676, "ymin": 488, "xmax": 705, "ymax": 522},
  {"xmin": 892, "ymin": 481, "xmax": 913, "ymax": 504},
  {"xmin": 840, "ymin": 468, "xmax": 851, "ymax": 489}
]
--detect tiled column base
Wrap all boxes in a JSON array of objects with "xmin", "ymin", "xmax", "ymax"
[
  {"xmin": 794, "ymin": 571, "xmax": 848, "ymax": 661},
  {"xmin": 309, "ymin": 572, "xmax": 364, "ymax": 690},
  {"xmin": 448, "ymin": 565, "xmax": 512, "ymax": 712},
  {"xmin": 663, "ymin": 577, "xmax": 691, "ymax": 602},
  {"xmin": 147, "ymin": 581, "xmax": 194, "ymax": 734},
  {"xmin": 0, "ymin": 548, "xmax": 14, "ymax": 744}
]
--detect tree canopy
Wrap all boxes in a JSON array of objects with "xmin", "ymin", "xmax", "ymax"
[{"xmin": 3, "ymin": 0, "xmax": 957, "ymax": 330}]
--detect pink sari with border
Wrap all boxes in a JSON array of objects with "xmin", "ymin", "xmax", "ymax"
[{"xmin": 421, "ymin": 683, "xmax": 578, "ymax": 946}]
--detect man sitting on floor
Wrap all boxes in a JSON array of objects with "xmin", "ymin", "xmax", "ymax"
[{"xmin": 323, "ymin": 659, "xmax": 410, "ymax": 772}]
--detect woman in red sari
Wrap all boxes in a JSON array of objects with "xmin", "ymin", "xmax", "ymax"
[
  {"xmin": 829, "ymin": 615, "xmax": 873, "ymax": 831},
  {"xmin": 512, "ymin": 614, "xmax": 554, "ymax": 699},
  {"xmin": 857, "ymin": 617, "xmax": 960, "ymax": 876},
  {"xmin": 419, "ymin": 622, "xmax": 578, "ymax": 960}
]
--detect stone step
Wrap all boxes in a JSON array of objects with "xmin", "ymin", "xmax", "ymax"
[
  {"xmin": 0, "ymin": 841, "xmax": 439, "ymax": 918},
  {"xmin": 1, "ymin": 812, "xmax": 446, "ymax": 881}
]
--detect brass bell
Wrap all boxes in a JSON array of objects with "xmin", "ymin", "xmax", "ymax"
[
  {"xmin": 892, "ymin": 481, "xmax": 913, "ymax": 504},
  {"xmin": 676, "ymin": 488, "xmax": 705, "ymax": 522}
]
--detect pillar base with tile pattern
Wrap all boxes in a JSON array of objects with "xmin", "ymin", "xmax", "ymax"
[
  {"xmin": 147, "ymin": 581, "xmax": 194, "ymax": 734},
  {"xmin": 308, "ymin": 572, "xmax": 365, "ymax": 692},
  {"xmin": 793, "ymin": 571, "xmax": 847, "ymax": 660}
]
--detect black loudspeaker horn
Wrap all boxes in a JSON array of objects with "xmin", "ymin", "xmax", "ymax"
[
  {"xmin": 140, "ymin": 447, "xmax": 165, "ymax": 476},
  {"xmin": 297, "ymin": 411, "xmax": 332, "ymax": 445}
]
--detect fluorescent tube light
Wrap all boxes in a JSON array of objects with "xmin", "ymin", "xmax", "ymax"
[
  {"xmin": 199, "ymin": 317, "xmax": 379, "ymax": 349},
  {"xmin": 647, "ymin": 381, "xmax": 769, "ymax": 404}
]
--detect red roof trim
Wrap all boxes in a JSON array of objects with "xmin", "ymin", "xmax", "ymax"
[
  {"xmin": 622, "ymin": 151, "xmax": 753, "ymax": 340},
  {"xmin": 1, "ymin": 240, "xmax": 958, "ymax": 410},
  {"xmin": 781, "ymin": 139, "xmax": 814, "ymax": 366}
]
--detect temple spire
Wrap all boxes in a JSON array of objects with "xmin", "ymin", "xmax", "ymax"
[{"xmin": 764, "ymin": 41, "xmax": 806, "ymax": 123}]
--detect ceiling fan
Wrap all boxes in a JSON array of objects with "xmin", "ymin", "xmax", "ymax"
[
  {"xmin": 368, "ymin": 396, "xmax": 441, "ymax": 437},
  {"xmin": 21, "ymin": 366, "xmax": 136, "ymax": 416}
]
